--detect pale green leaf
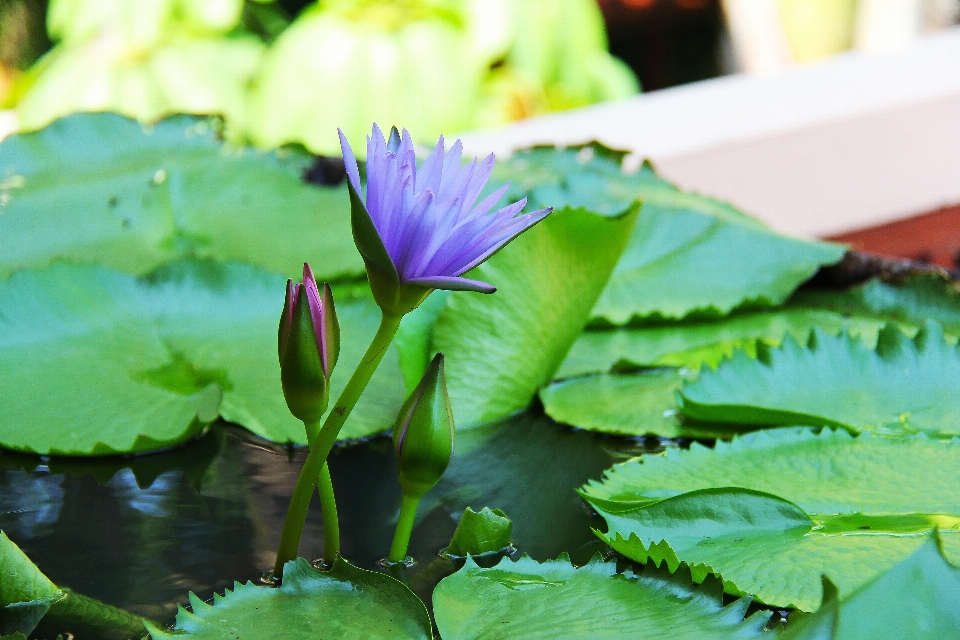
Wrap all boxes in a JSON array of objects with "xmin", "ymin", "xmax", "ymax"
[
  {"xmin": 539, "ymin": 370, "xmax": 691, "ymax": 437},
  {"xmin": 431, "ymin": 205, "xmax": 638, "ymax": 427},
  {"xmin": 145, "ymin": 557, "xmax": 432, "ymax": 639},
  {"xmin": 783, "ymin": 536, "xmax": 960, "ymax": 640},
  {"xmin": 492, "ymin": 144, "xmax": 843, "ymax": 324},
  {"xmin": 792, "ymin": 274, "xmax": 960, "ymax": 335},
  {"xmin": 433, "ymin": 554, "xmax": 772, "ymax": 640},
  {"xmin": 581, "ymin": 427, "xmax": 960, "ymax": 610},
  {"xmin": 0, "ymin": 113, "xmax": 361, "ymax": 281},
  {"xmin": 557, "ymin": 307, "xmax": 887, "ymax": 378},
  {"xmin": 681, "ymin": 321, "xmax": 960, "ymax": 435},
  {"xmin": 0, "ymin": 262, "xmax": 404, "ymax": 454}
]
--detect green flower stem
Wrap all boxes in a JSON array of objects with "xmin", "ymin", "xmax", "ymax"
[
  {"xmin": 304, "ymin": 419, "xmax": 340, "ymax": 562},
  {"xmin": 388, "ymin": 493, "xmax": 422, "ymax": 563},
  {"xmin": 275, "ymin": 312, "xmax": 403, "ymax": 576},
  {"xmin": 316, "ymin": 462, "xmax": 339, "ymax": 561}
]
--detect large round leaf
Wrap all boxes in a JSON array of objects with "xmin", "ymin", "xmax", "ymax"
[
  {"xmin": 490, "ymin": 144, "xmax": 844, "ymax": 324},
  {"xmin": 0, "ymin": 113, "xmax": 361, "ymax": 281},
  {"xmin": 433, "ymin": 554, "xmax": 773, "ymax": 639},
  {"xmin": 539, "ymin": 370, "xmax": 691, "ymax": 437},
  {"xmin": 581, "ymin": 428, "xmax": 960, "ymax": 610},
  {"xmin": 145, "ymin": 558, "xmax": 432, "ymax": 639},
  {"xmin": 557, "ymin": 306, "xmax": 888, "ymax": 379},
  {"xmin": 430, "ymin": 205, "xmax": 638, "ymax": 427},
  {"xmin": 0, "ymin": 261, "xmax": 405, "ymax": 455},
  {"xmin": 681, "ymin": 321, "xmax": 960, "ymax": 435}
]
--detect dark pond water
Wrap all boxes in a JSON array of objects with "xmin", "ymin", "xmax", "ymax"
[{"xmin": 0, "ymin": 410, "xmax": 663, "ymax": 632}]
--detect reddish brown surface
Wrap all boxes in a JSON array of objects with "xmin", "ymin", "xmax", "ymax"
[{"xmin": 827, "ymin": 203, "xmax": 960, "ymax": 269}]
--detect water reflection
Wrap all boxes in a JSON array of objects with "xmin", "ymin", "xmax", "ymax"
[
  {"xmin": 0, "ymin": 467, "xmax": 63, "ymax": 539},
  {"xmin": 0, "ymin": 411, "xmax": 656, "ymax": 629}
]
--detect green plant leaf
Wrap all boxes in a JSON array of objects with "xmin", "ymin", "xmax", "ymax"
[
  {"xmin": 592, "ymin": 205, "xmax": 844, "ymax": 324},
  {"xmin": 539, "ymin": 370, "xmax": 692, "ymax": 437},
  {"xmin": 829, "ymin": 534, "xmax": 960, "ymax": 639},
  {"xmin": 430, "ymin": 205, "xmax": 639, "ymax": 427},
  {"xmin": 0, "ymin": 261, "xmax": 404, "ymax": 454},
  {"xmin": 581, "ymin": 427, "xmax": 960, "ymax": 611},
  {"xmin": 783, "ymin": 535, "xmax": 960, "ymax": 640},
  {"xmin": 0, "ymin": 264, "xmax": 221, "ymax": 455},
  {"xmin": 138, "ymin": 261, "xmax": 406, "ymax": 444},
  {"xmin": 557, "ymin": 307, "xmax": 888, "ymax": 378},
  {"xmin": 0, "ymin": 112, "xmax": 361, "ymax": 281},
  {"xmin": 432, "ymin": 554, "xmax": 773, "ymax": 640},
  {"xmin": 492, "ymin": 144, "xmax": 843, "ymax": 324},
  {"xmin": 0, "ymin": 532, "xmax": 148, "ymax": 639},
  {"xmin": 792, "ymin": 274, "xmax": 960, "ymax": 335},
  {"xmin": 145, "ymin": 557, "xmax": 433, "ymax": 639},
  {"xmin": 0, "ymin": 531, "xmax": 60, "ymax": 606},
  {"xmin": 444, "ymin": 507, "xmax": 513, "ymax": 557},
  {"xmin": 681, "ymin": 321, "xmax": 960, "ymax": 435}
]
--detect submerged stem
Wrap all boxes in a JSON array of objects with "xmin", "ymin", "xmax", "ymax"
[
  {"xmin": 388, "ymin": 493, "xmax": 421, "ymax": 563},
  {"xmin": 274, "ymin": 312, "xmax": 403, "ymax": 577}
]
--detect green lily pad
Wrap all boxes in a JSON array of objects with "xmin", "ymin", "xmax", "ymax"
[
  {"xmin": 493, "ymin": 144, "xmax": 843, "ymax": 324},
  {"xmin": 539, "ymin": 370, "xmax": 691, "ymax": 437},
  {"xmin": 592, "ymin": 205, "xmax": 844, "ymax": 325},
  {"xmin": 0, "ymin": 261, "xmax": 404, "ymax": 455},
  {"xmin": 792, "ymin": 274, "xmax": 960, "ymax": 335},
  {"xmin": 432, "ymin": 554, "xmax": 773, "ymax": 640},
  {"xmin": 0, "ymin": 112, "xmax": 361, "ymax": 281},
  {"xmin": 431, "ymin": 205, "xmax": 639, "ymax": 427},
  {"xmin": 145, "ymin": 557, "xmax": 432, "ymax": 639},
  {"xmin": 680, "ymin": 321, "xmax": 960, "ymax": 435},
  {"xmin": 557, "ymin": 307, "xmax": 888, "ymax": 379},
  {"xmin": 138, "ymin": 261, "xmax": 406, "ymax": 444},
  {"xmin": 581, "ymin": 427, "xmax": 960, "ymax": 610},
  {"xmin": 783, "ymin": 535, "xmax": 960, "ymax": 640}
]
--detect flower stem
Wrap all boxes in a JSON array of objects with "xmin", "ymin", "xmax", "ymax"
[
  {"xmin": 303, "ymin": 419, "xmax": 340, "ymax": 563},
  {"xmin": 388, "ymin": 493, "xmax": 421, "ymax": 563},
  {"xmin": 274, "ymin": 312, "xmax": 403, "ymax": 577},
  {"xmin": 316, "ymin": 462, "xmax": 339, "ymax": 562}
]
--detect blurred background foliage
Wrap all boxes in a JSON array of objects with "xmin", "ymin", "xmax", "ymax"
[
  {"xmin": 2, "ymin": 0, "xmax": 956, "ymax": 154},
  {"xmin": 0, "ymin": 0, "xmax": 640, "ymax": 154}
]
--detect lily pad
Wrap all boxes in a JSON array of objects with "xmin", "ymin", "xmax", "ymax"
[
  {"xmin": 432, "ymin": 554, "xmax": 773, "ymax": 640},
  {"xmin": 783, "ymin": 535, "xmax": 960, "ymax": 640},
  {"xmin": 792, "ymin": 274, "xmax": 960, "ymax": 335},
  {"xmin": 539, "ymin": 370, "xmax": 690, "ymax": 437},
  {"xmin": 431, "ymin": 205, "xmax": 639, "ymax": 427},
  {"xmin": 592, "ymin": 205, "xmax": 844, "ymax": 324},
  {"xmin": 491, "ymin": 144, "xmax": 843, "ymax": 324},
  {"xmin": 0, "ymin": 261, "xmax": 404, "ymax": 455},
  {"xmin": 581, "ymin": 427, "xmax": 960, "ymax": 610},
  {"xmin": 0, "ymin": 112, "xmax": 361, "ymax": 281},
  {"xmin": 680, "ymin": 321, "xmax": 960, "ymax": 435},
  {"xmin": 557, "ymin": 307, "xmax": 888, "ymax": 379},
  {"xmin": 145, "ymin": 557, "xmax": 432, "ymax": 640}
]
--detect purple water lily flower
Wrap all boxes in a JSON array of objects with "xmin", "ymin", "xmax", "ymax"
[{"xmin": 339, "ymin": 124, "xmax": 551, "ymax": 316}]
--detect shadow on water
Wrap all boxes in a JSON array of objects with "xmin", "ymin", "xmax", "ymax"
[{"xmin": 0, "ymin": 410, "xmax": 658, "ymax": 629}]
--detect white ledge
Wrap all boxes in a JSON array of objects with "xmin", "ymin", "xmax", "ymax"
[{"xmin": 459, "ymin": 26, "xmax": 960, "ymax": 237}]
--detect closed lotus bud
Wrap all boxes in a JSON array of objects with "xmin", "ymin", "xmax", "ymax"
[
  {"xmin": 278, "ymin": 263, "xmax": 340, "ymax": 423},
  {"xmin": 393, "ymin": 353, "xmax": 454, "ymax": 498}
]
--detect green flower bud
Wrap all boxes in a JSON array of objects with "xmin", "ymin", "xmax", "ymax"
[
  {"xmin": 392, "ymin": 353, "xmax": 454, "ymax": 498},
  {"xmin": 278, "ymin": 263, "xmax": 339, "ymax": 423}
]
